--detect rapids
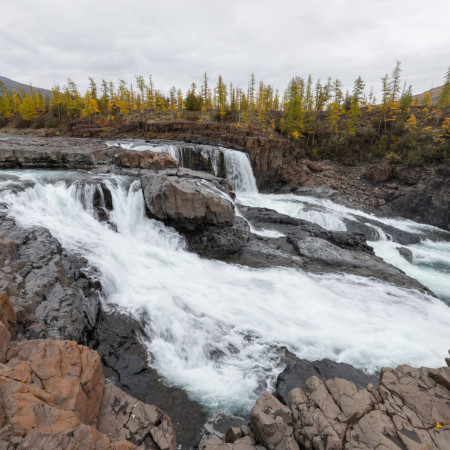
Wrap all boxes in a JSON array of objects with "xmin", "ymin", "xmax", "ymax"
[{"xmin": 0, "ymin": 141, "xmax": 449, "ymax": 415}]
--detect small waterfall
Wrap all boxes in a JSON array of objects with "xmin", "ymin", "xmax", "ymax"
[
  {"xmin": 223, "ymin": 149, "xmax": 258, "ymax": 194},
  {"xmin": 108, "ymin": 140, "xmax": 258, "ymax": 194}
]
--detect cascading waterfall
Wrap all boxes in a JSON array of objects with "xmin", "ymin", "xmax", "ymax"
[
  {"xmin": 108, "ymin": 139, "xmax": 450, "ymax": 302},
  {"xmin": 1, "ymin": 170, "xmax": 450, "ymax": 415}
]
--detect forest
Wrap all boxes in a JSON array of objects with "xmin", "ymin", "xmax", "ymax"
[{"xmin": 1, "ymin": 63, "xmax": 449, "ymax": 165}]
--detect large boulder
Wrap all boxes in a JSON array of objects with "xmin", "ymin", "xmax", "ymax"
[
  {"xmin": 250, "ymin": 392, "xmax": 299, "ymax": 450},
  {"xmin": 0, "ymin": 339, "xmax": 177, "ymax": 450},
  {"xmin": 142, "ymin": 169, "xmax": 235, "ymax": 230}
]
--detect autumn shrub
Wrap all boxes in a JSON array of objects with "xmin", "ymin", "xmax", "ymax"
[{"xmin": 386, "ymin": 151, "xmax": 402, "ymax": 164}]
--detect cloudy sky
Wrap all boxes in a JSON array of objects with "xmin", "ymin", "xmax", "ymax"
[{"xmin": 1, "ymin": 0, "xmax": 449, "ymax": 98}]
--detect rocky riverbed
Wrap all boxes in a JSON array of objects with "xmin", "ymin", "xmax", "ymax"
[{"xmin": 0, "ymin": 132, "xmax": 449, "ymax": 449}]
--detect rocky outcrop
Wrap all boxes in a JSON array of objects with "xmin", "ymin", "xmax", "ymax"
[
  {"xmin": 274, "ymin": 357, "xmax": 379, "ymax": 405},
  {"xmin": 198, "ymin": 356, "xmax": 450, "ymax": 450},
  {"xmin": 288, "ymin": 361, "xmax": 450, "ymax": 449},
  {"xmin": 141, "ymin": 168, "xmax": 235, "ymax": 230},
  {"xmin": 0, "ymin": 214, "xmax": 100, "ymax": 343},
  {"xmin": 0, "ymin": 294, "xmax": 177, "ymax": 449},
  {"xmin": 0, "ymin": 133, "xmax": 177, "ymax": 171},
  {"xmin": 229, "ymin": 205, "xmax": 427, "ymax": 290},
  {"xmin": 112, "ymin": 149, "xmax": 178, "ymax": 170}
]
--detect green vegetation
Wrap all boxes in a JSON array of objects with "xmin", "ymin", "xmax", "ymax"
[{"xmin": 0, "ymin": 64, "xmax": 449, "ymax": 165}]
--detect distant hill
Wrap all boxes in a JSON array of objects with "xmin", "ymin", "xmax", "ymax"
[
  {"xmin": 413, "ymin": 85, "xmax": 443, "ymax": 105},
  {"xmin": 0, "ymin": 76, "xmax": 52, "ymax": 97}
]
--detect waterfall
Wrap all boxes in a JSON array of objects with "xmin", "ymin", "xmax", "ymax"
[
  {"xmin": 1, "ymin": 170, "xmax": 450, "ymax": 415},
  {"xmin": 108, "ymin": 140, "xmax": 258, "ymax": 194}
]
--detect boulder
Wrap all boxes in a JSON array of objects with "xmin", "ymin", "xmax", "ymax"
[
  {"xmin": 396, "ymin": 246, "xmax": 413, "ymax": 263},
  {"xmin": 112, "ymin": 149, "xmax": 178, "ymax": 170},
  {"xmin": 142, "ymin": 169, "xmax": 235, "ymax": 230},
  {"xmin": 98, "ymin": 384, "xmax": 176, "ymax": 450},
  {"xmin": 250, "ymin": 392, "xmax": 299, "ymax": 450},
  {"xmin": 0, "ymin": 339, "xmax": 177, "ymax": 449},
  {"xmin": 363, "ymin": 165, "xmax": 393, "ymax": 183}
]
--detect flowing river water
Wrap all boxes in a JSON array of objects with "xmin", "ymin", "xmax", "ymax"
[{"xmin": 0, "ymin": 141, "xmax": 449, "ymax": 415}]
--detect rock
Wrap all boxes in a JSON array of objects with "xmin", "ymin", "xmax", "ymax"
[
  {"xmin": 112, "ymin": 149, "xmax": 178, "ymax": 170},
  {"xmin": 250, "ymin": 391, "xmax": 299, "ymax": 450},
  {"xmin": 185, "ymin": 216, "xmax": 250, "ymax": 258},
  {"xmin": 0, "ymin": 292, "xmax": 17, "ymax": 363},
  {"xmin": 0, "ymin": 214, "xmax": 101, "ymax": 343},
  {"xmin": 275, "ymin": 358, "xmax": 379, "ymax": 405},
  {"xmin": 198, "ymin": 411, "xmax": 248, "ymax": 443},
  {"xmin": 287, "ymin": 361, "xmax": 450, "ymax": 449},
  {"xmin": 89, "ymin": 309, "xmax": 207, "ymax": 450},
  {"xmin": 306, "ymin": 161, "xmax": 324, "ymax": 172},
  {"xmin": 141, "ymin": 169, "xmax": 235, "ymax": 230},
  {"xmin": 0, "ymin": 339, "xmax": 177, "ymax": 449},
  {"xmin": 396, "ymin": 246, "xmax": 413, "ymax": 263},
  {"xmin": 363, "ymin": 165, "xmax": 393, "ymax": 182},
  {"xmin": 98, "ymin": 383, "xmax": 176, "ymax": 450}
]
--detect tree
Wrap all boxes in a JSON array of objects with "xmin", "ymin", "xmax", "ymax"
[
  {"xmin": 437, "ymin": 66, "xmax": 450, "ymax": 107},
  {"xmin": 422, "ymin": 91, "xmax": 432, "ymax": 107},
  {"xmin": 82, "ymin": 91, "xmax": 99, "ymax": 124},
  {"xmin": 390, "ymin": 61, "xmax": 402, "ymax": 102},
  {"xmin": 200, "ymin": 72, "xmax": 211, "ymax": 112},
  {"xmin": 215, "ymin": 75, "xmax": 227, "ymax": 120},
  {"xmin": 404, "ymin": 113, "xmax": 417, "ymax": 133},
  {"xmin": 184, "ymin": 83, "xmax": 202, "ymax": 111},
  {"xmin": 18, "ymin": 94, "xmax": 38, "ymax": 120}
]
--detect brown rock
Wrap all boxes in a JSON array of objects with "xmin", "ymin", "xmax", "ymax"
[
  {"xmin": 363, "ymin": 165, "xmax": 393, "ymax": 183},
  {"xmin": 98, "ymin": 383, "xmax": 177, "ymax": 450},
  {"xmin": 142, "ymin": 171, "xmax": 235, "ymax": 230},
  {"xmin": 0, "ymin": 293, "xmax": 17, "ymax": 363},
  {"xmin": 1, "ymin": 340, "xmax": 104, "ymax": 433},
  {"xmin": 250, "ymin": 391, "xmax": 299, "ymax": 450},
  {"xmin": 0, "ymin": 292, "xmax": 16, "ymax": 337},
  {"xmin": 112, "ymin": 149, "xmax": 178, "ymax": 170},
  {"xmin": 306, "ymin": 161, "xmax": 324, "ymax": 172}
]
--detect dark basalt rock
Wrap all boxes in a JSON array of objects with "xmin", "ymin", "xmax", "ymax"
[
  {"xmin": 275, "ymin": 357, "xmax": 379, "ymax": 405},
  {"xmin": 89, "ymin": 309, "xmax": 208, "ymax": 450},
  {"xmin": 0, "ymin": 213, "xmax": 100, "ymax": 344},
  {"xmin": 397, "ymin": 246, "xmax": 413, "ymax": 263}
]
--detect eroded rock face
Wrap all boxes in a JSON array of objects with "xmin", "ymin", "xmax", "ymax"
[
  {"xmin": 287, "ymin": 363, "xmax": 450, "ymax": 449},
  {"xmin": 112, "ymin": 149, "xmax": 178, "ymax": 170},
  {"xmin": 142, "ymin": 169, "xmax": 235, "ymax": 230},
  {"xmin": 250, "ymin": 392, "xmax": 299, "ymax": 450},
  {"xmin": 0, "ymin": 338, "xmax": 177, "ymax": 450},
  {"xmin": 0, "ymin": 214, "xmax": 100, "ymax": 343},
  {"xmin": 0, "ymin": 293, "xmax": 16, "ymax": 363},
  {"xmin": 98, "ymin": 384, "xmax": 176, "ymax": 450}
]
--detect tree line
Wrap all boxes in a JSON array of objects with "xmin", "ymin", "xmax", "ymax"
[{"xmin": 1, "ymin": 63, "xmax": 449, "ymax": 164}]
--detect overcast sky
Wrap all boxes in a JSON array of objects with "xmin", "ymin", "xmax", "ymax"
[{"xmin": 1, "ymin": 0, "xmax": 449, "ymax": 99}]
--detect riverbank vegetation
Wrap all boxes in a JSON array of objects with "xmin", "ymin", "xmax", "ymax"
[{"xmin": 1, "ymin": 63, "xmax": 449, "ymax": 165}]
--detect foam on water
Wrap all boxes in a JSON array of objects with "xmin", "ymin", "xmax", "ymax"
[{"xmin": 1, "ymin": 170, "xmax": 449, "ymax": 415}]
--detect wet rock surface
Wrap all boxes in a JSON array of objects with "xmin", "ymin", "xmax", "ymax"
[
  {"xmin": 89, "ymin": 309, "xmax": 208, "ymax": 450},
  {"xmin": 0, "ymin": 294, "xmax": 177, "ymax": 450},
  {"xmin": 228, "ymin": 205, "xmax": 427, "ymax": 290},
  {"xmin": 141, "ymin": 168, "xmax": 235, "ymax": 230},
  {"xmin": 0, "ymin": 213, "xmax": 101, "ymax": 343}
]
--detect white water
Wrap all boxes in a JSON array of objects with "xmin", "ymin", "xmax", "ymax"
[
  {"xmin": 1, "ymin": 170, "xmax": 450, "ymax": 415},
  {"xmin": 1, "ymin": 143, "xmax": 449, "ymax": 414}
]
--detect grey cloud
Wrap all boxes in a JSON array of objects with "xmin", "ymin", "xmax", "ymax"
[{"xmin": 1, "ymin": 0, "xmax": 449, "ymax": 97}]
